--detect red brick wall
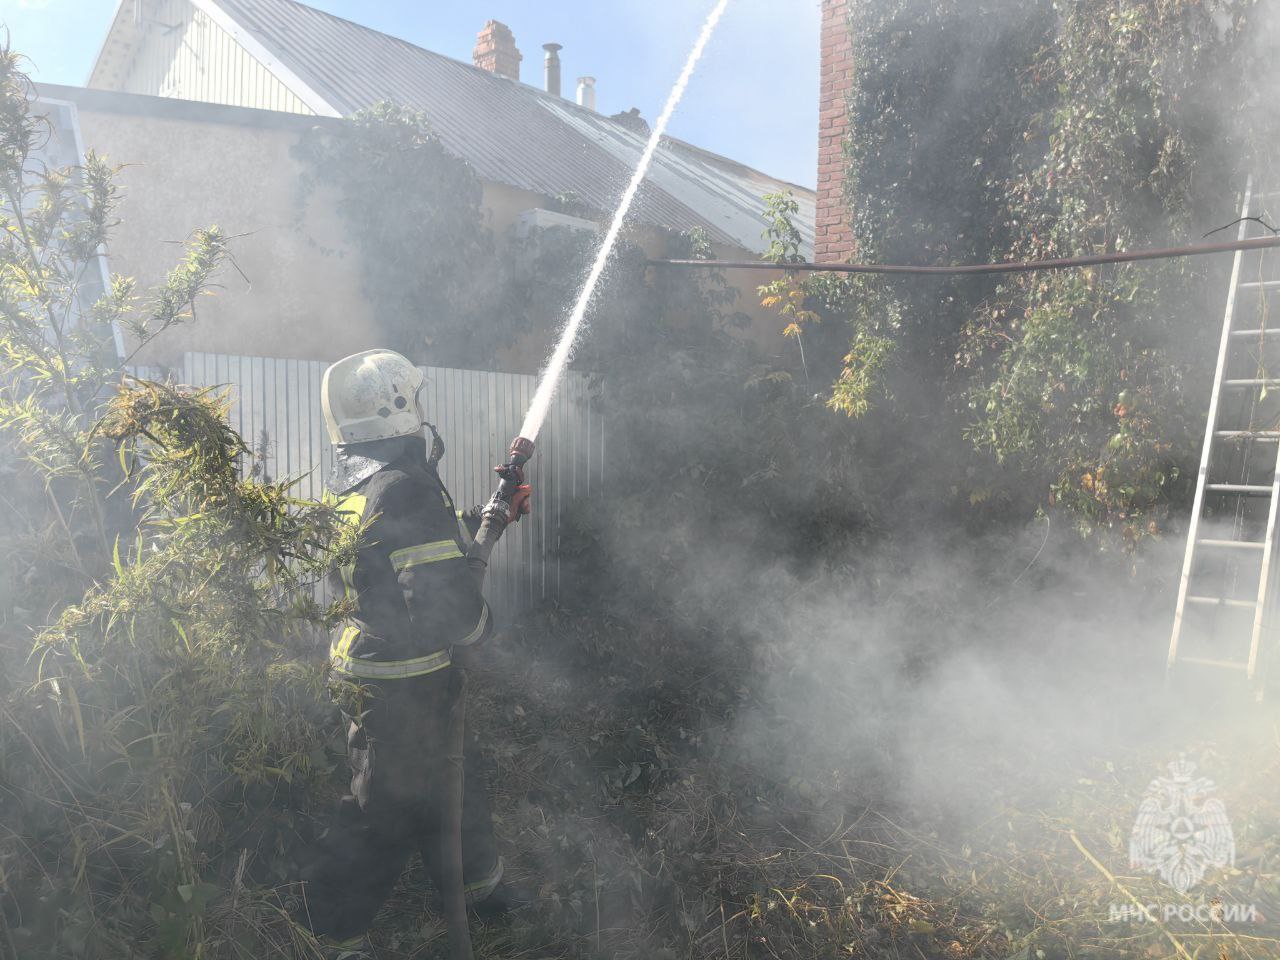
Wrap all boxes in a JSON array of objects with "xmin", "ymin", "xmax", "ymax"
[{"xmin": 817, "ymin": 0, "xmax": 856, "ymax": 263}]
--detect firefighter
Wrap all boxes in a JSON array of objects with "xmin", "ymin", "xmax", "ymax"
[{"xmin": 296, "ymin": 349, "xmax": 530, "ymax": 946}]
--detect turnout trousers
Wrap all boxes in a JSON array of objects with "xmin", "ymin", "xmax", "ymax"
[{"xmin": 298, "ymin": 671, "xmax": 502, "ymax": 941}]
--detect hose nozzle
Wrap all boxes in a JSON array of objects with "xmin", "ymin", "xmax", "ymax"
[
  {"xmin": 484, "ymin": 437, "xmax": 533, "ymax": 518},
  {"xmin": 507, "ymin": 436, "xmax": 534, "ymax": 469},
  {"xmin": 467, "ymin": 436, "xmax": 535, "ymax": 579}
]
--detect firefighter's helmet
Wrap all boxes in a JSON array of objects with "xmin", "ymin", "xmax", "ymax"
[{"xmin": 321, "ymin": 349, "xmax": 426, "ymax": 445}]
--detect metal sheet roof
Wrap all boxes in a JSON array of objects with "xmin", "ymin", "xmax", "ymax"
[{"xmin": 207, "ymin": 0, "xmax": 815, "ymax": 257}]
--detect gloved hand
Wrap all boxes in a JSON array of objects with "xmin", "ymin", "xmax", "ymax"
[{"xmin": 508, "ymin": 484, "xmax": 532, "ymax": 523}]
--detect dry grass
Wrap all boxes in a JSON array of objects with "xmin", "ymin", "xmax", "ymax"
[{"xmin": 336, "ymin": 606, "xmax": 1280, "ymax": 960}]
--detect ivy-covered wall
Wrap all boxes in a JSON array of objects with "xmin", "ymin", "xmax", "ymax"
[
  {"xmin": 795, "ymin": 0, "xmax": 1280, "ymax": 546},
  {"xmin": 292, "ymin": 102, "xmax": 808, "ymax": 372}
]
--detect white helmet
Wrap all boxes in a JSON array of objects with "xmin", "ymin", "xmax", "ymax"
[{"xmin": 321, "ymin": 349, "xmax": 426, "ymax": 445}]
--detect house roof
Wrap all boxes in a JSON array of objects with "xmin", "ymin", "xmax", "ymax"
[
  {"xmin": 91, "ymin": 0, "xmax": 814, "ymax": 257},
  {"xmin": 37, "ymin": 82, "xmax": 345, "ymax": 133}
]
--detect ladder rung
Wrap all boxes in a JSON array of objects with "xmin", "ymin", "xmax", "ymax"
[
  {"xmin": 1223, "ymin": 379, "xmax": 1280, "ymax": 388},
  {"xmin": 1175, "ymin": 656, "xmax": 1249, "ymax": 672},
  {"xmin": 1205, "ymin": 483, "xmax": 1274, "ymax": 495},
  {"xmin": 1186, "ymin": 595, "xmax": 1257, "ymax": 609},
  {"xmin": 1229, "ymin": 328, "xmax": 1280, "ymax": 338},
  {"xmin": 1197, "ymin": 538, "xmax": 1265, "ymax": 550},
  {"xmin": 1215, "ymin": 430, "xmax": 1280, "ymax": 440},
  {"xmin": 1239, "ymin": 280, "xmax": 1280, "ymax": 291}
]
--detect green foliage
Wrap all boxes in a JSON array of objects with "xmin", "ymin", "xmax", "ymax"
[
  {"xmin": 0, "ymin": 46, "xmax": 344, "ymax": 958},
  {"xmin": 965, "ymin": 270, "xmax": 1189, "ymax": 541},
  {"xmin": 758, "ymin": 0, "xmax": 1278, "ymax": 547},
  {"xmin": 0, "ymin": 46, "xmax": 224, "ymax": 588},
  {"xmin": 954, "ymin": 0, "xmax": 1273, "ymax": 543},
  {"xmin": 757, "ymin": 194, "xmax": 824, "ymax": 355},
  {"xmin": 844, "ymin": 0, "xmax": 1051, "ymax": 270},
  {"xmin": 760, "ymin": 191, "xmax": 805, "ymax": 265},
  {"xmin": 296, "ymin": 102, "xmax": 666, "ymax": 371},
  {"xmin": 8, "ymin": 379, "xmax": 344, "ymax": 960},
  {"xmin": 293, "ymin": 101, "xmax": 494, "ymax": 363},
  {"xmin": 830, "ymin": 331, "xmax": 895, "ymax": 419}
]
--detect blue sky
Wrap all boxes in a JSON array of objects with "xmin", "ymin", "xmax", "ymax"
[{"xmin": 1, "ymin": 0, "xmax": 820, "ymax": 187}]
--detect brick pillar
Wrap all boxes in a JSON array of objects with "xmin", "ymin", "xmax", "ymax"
[
  {"xmin": 473, "ymin": 20, "xmax": 522, "ymax": 81},
  {"xmin": 816, "ymin": 0, "xmax": 856, "ymax": 263}
]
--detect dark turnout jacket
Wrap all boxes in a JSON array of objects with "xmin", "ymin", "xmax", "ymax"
[
  {"xmin": 302, "ymin": 432, "xmax": 504, "ymax": 939},
  {"xmin": 326, "ymin": 435, "xmax": 491, "ymax": 679}
]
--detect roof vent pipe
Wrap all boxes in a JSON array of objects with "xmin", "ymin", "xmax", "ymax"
[
  {"xmin": 576, "ymin": 76, "xmax": 596, "ymax": 111},
  {"xmin": 543, "ymin": 43, "xmax": 562, "ymax": 97}
]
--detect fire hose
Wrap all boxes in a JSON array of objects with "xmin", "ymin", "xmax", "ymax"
[
  {"xmin": 435, "ymin": 436, "xmax": 535, "ymax": 960},
  {"xmin": 439, "ymin": 669, "xmax": 473, "ymax": 960}
]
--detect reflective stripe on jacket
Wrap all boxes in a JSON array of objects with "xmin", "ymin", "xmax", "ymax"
[{"xmin": 325, "ymin": 442, "xmax": 492, "ymax": 679}]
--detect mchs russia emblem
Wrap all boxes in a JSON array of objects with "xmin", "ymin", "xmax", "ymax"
[{"xmin": 1129, "ymin": 757, "xmax": 1234, "ymax": 895}]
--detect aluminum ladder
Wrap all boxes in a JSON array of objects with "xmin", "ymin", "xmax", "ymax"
[{"xmin": 1168, "ymin": 177, "xmax": 1280, "ymax": 691}]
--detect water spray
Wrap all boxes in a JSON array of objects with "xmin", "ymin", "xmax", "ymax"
[{"xmin": 466, "ymin": 0, "xmax": 731, "ymax": 578}]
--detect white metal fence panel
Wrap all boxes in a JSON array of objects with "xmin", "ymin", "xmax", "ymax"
[{"xmin": 180, "ymin": 352, "xmax": 604, "ymax": 621}]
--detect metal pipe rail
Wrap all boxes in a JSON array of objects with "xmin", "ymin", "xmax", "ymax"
[{"xmin": 650, "ymin": 235, "xmax": 1280, "ymax": 277}]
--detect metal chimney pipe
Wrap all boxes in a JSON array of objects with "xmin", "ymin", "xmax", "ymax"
[
  {"xmin": 542, "ymin": 43, "xmax": 562, "ymax": 97},
  {"xmin": 576, "ymin": 76, "xmax": 596, "ymax": 111}
]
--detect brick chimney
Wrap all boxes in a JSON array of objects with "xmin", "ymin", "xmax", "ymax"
[
  {"xmin": 816, "ymin": 0, "xmax": 856, "ymax": 262},
  {"xmin": 473, "ymin": 20, "xmax": 522, "ymax": 81}
]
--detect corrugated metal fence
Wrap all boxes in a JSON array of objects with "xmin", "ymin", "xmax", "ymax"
[{"xmin": 179, "ymin": 352, "xmax": 604, "ymax": 621}]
